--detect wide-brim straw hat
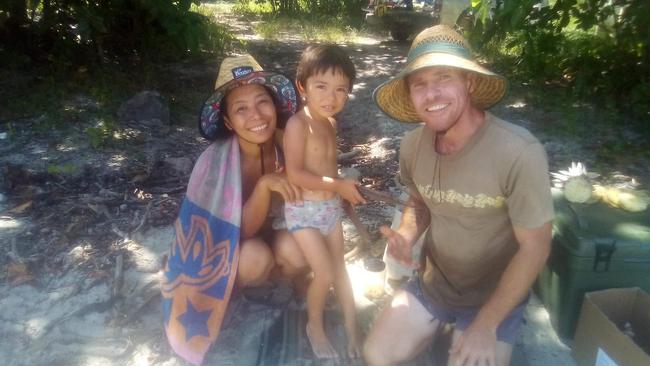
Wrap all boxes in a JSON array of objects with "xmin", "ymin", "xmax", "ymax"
[
  {"xmin": 199, "ymin": 54, "xmax": 297, "ymax": 140},
  {"xmin": 374, "ymin": 25, "xmax": 508, "ymax": 123}
]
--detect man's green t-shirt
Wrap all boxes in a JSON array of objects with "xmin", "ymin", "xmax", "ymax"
[{"xmin": 399, "ymin": 112, "xmax": 554, "ymax": 308}]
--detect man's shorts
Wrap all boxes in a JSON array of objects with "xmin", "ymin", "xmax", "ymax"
[
  {"xmin": 284, "ymin": 197, "xmax": 343, "ymax": 235},
  {"xmin": 403, "ymin": 277, "xmax": 528, "ymax": 344}
]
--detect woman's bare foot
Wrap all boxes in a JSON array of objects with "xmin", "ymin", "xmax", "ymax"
[{"xmin": 306, "ymin": 323, "xmax": 338, "ymax": 359}]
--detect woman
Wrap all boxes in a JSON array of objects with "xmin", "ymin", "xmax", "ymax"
[
  {"xmin": 203, "ymin": 56, "xmax": 307, "ymax": 287},
  {"xmin": 162, "ymin": 54, "xmax": 306, "ymax": 366}
]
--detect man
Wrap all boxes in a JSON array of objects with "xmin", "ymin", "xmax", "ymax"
[{"xmin": 363, "ymin": 25, "xmax": 553, "ymax": 366}]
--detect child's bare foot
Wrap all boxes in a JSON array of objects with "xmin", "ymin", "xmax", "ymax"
[
  {"xmin": 305, "ymin": 323, "xmax": 338, "ymax": 359},
  {"xmin": 343, "ymin": 322, "xmax": 362, "ymax": 359}
]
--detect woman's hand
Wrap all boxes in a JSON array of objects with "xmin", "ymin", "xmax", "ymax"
[{"xmin": 261, "ymin": 172, "xmax": 302, "ymax": 203}]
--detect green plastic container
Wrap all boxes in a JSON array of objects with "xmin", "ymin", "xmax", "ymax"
[{"xmin": 535, "ymin": 189, "xmax": 650, "ymax": 339}]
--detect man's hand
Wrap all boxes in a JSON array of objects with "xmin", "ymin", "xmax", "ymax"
[
  {"xmin": 449, "ymin": 319, "xmax": 498, "ymax": 366},
  {"xmin": 379, "ymin": 225, "xmax": 419, "ymax": 269},
  {"xmin": 262, "ymin": 172, "xmax": 302, "ymax": 203},
  {"xmin": 336, "ymin": 179, "xmax": 366, "ymax": 205}
]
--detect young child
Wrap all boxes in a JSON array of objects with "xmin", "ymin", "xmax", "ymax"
[{"xmin": 283, "ymin": 44, "xmax": 366, "ymax": 359}]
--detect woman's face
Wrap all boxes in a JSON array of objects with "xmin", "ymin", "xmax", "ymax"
[{"xmin": 224, "ymin": 84, "xmax": 277, "ymax": 145}]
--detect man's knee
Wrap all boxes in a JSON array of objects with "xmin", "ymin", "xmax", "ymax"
[
  {"xmin": 363, "ymin": 337, "xmax": 413, "ymax": 366},
  {"xmin": 364, "ymin": 290, "xmax": 440, "ymax": 366},
  {"xmin": 363, "ymin": 337, "xmax": 390, "ymax": 366},
  {"xmin": 238, "ymin": 239, "xmax": 274, "ymax": 286}
]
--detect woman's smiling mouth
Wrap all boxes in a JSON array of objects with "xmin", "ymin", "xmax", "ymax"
[{"xmin": 249, "ymin": 123, "xmax": 268, "ymax": 132}]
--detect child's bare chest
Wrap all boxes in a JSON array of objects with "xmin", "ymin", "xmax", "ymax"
[{"xmin": 305, "ymin": 121, "xmax": 336, "ymax": 159}]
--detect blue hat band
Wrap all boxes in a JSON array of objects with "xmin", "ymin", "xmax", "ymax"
[{"xmin": 407, "ymin": 42, "xmax": 471, "ymax": 63}]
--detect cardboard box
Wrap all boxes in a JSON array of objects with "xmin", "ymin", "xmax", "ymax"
[{"xmin": 572, "ymin": 288, "xmax": 650, "ymax": 366}]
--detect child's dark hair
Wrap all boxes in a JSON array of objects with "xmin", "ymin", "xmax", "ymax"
[
  {"xmin": 212, "ymin": 84, "xmax": 285, "ymax": 140},
  {"xmin": 296, "ymin": 44, "xmax": 356, "ymax": 91}
]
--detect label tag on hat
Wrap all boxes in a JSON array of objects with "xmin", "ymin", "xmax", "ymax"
[{"xmin": 232, "ymin": 66, "xmax": 254, "ymax": 79}]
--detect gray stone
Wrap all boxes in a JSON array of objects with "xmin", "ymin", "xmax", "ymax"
[
  {"xmin": 163, "ymin": 157, "xmax": 193, "ymax": 177},
  {"xmin": 117, "ymin": 91, "xmax": 170, "ymax": 126}
]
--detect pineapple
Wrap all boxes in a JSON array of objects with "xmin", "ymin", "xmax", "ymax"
[{"xmin": 551, "ymin": 162, "xmax": 599, "ymax": 204}]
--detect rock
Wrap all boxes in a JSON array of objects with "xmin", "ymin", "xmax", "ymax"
[
  {"xmin": 64, "ymin": 245, "xmax": 91, "ymax": 269},
  {"xmin": 163, "ymin": 157, "xmax": 193, "ymax": 177},
  {"xmin": 117, "ymin": 91, "xmax": 170, "ymax": 126}
]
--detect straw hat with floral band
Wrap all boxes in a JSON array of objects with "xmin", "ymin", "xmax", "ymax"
[
  {"xmin": 374, "ymin": 25, "xmax": 508, "ymax": 123},
  {"xmin": 200, "ymin": 54, "xmax": 298, "ymax": 140}
]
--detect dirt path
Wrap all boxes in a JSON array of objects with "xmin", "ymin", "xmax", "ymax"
[{"xmin": 1, "ymin": 3, "xmax": 646, "ymax": 366}]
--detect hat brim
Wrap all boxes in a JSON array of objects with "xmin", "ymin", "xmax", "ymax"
[
  {"xmin": 199, "ymin": 71, "xmax": 298, "ymax": 140},
  {"xmin": 374, "ymin": 53, "xmax": 508, "ymax": 123}
]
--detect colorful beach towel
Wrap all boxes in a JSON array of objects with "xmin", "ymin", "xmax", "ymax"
[{"xmin": 161, "ymin": 137, "xmax": 242, "ymax": 365}]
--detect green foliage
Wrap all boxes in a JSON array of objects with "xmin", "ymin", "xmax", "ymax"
[
  {"xmin": 234, "ymin": 0, "xmax": 365, "ymax": 41},
  {"xmin": 629, "ymin": 83, "xmax": 650, "ymax": 123},
  {"xmin": 254, "ymin": 14, "xmax": 359, "ymax": 41},
  {"xmin": 0, "ymin": 0, "xmax": 238, "ymax": 66},
  {"xmin": 234, "ymin": 0, "xmax": 366, "ymax": 20},
  {"xmin": 469, "ymin": 0, "xmax": 650, "ymax": 119},
  {"xmin": 304, "ymin": 0, "xmax": 366, "ymax": 18},
  {"xmin": 47, "ymin": 163, "xmax": 77, "ymax": 175},
  {"xmin": 234, "ymin": 0, "xmax": 275, "ymax": 16},
  {"xmin": 5, "ymin": 122, "xmax": 17, "ymax": 137},
  {"xmin": 85, "ymin": 118, "xmax": 118, "ymax": 150}
]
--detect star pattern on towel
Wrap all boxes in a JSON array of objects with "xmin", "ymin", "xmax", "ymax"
[{"xmin": 178, "ymin": 300, "xmax": 212, "ymax": 341}]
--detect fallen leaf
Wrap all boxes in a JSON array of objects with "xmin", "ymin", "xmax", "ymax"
[
  {"xmin": 130, "ymin": 173, "xmax": 149, "ymax": 183},
  {"xmin": 7, "ymin": 263, "xmax": 34, "ymax": 285},
  {"xmin": 8, "ymin": 262, "xmax": 28, "ymax": 276},
  {"xmin": 11, "ymin": 274, "xmax": 35, "ymax": 286},
  {"xmin": 6, "ymin": 201, "xmax": 33, "ymax": 214}
]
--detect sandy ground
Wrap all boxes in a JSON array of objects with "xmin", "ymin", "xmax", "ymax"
[{"xmin": 0, "ymin": 223, "xmax": 575, "ymax": 366}]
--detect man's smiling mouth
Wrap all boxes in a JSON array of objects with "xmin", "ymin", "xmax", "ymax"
[{"xmin": 426, "ymin": 104, "xmax": 448, "ymax": 112}]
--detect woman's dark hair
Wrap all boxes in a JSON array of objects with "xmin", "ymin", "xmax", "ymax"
[
  {"xmin": 296, "ymin": 44, "xmax": 356, "ymax": 91},
  {"xmin": 212, "ymin": 84, "xmax": 284, "ymax": 140}
]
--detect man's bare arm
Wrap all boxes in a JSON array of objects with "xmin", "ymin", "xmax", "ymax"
[
  {"xmin": 398, "ymin": 193, "xmax": 431, "ymax": 240},
  {"xmin": 451, "ymin": 221, "xmax": 552, "ymax": 365}
]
